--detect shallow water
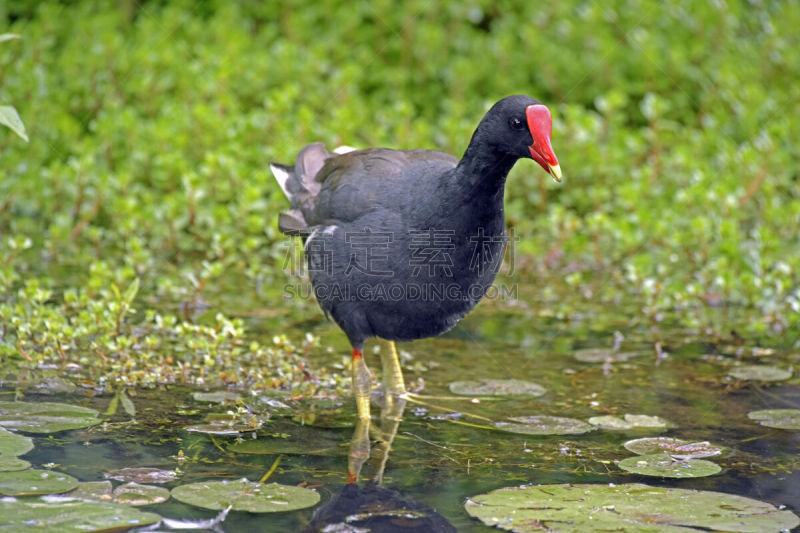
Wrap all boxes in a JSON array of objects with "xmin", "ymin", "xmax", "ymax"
[{"xmin": 3, "ymin": 296, "xmax": 799, "ymax": 531}]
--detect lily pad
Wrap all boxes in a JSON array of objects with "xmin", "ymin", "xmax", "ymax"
[
  {"xmin": 449, "ymin": 379, "xmax": 546, "ymax": 397},
  {"xmin": 728, "ymin": 365, "xmax": 792, "ymax": 381},
  {"xmin": 185, "ymin": 424, "xmax": 244, "ymax": 435},
  {"xmin": 0, "ymin": 427, "xmax": 33, "ymax": 456},
  {"xmin": 624, "ymin": 437, "xmax": 725, "ymax": 459},
  {"xmin": 573, "ymin": 348, "xmax": 643, "ymax": 363},
  {"xmin": 0, "ymin": 498, "xmax": 160, "ymax": 532},
  {"xmin": 185, "ymin": 422, "xmax": 262, "ymax": 435},
  {"xmin": 0, "ymin": 401, "xmax": 102, "ymax": 433},
  {"xmin": 64, "ymin": 480, "xmax": 113, "ymax": 502},
  {"xmin": 0, "ymin": 455, "xmax": 31, "ymax": 471},
  {"xmin": 589, "ymin": 414, "xmax": 670, "ymax": 430},
  {"xmin": 185, "ymin": 411, "xmax": 264, "ymax": 435},
  {"xmin": 495, "ymin": 415, "xmax": 593, "ymax": 436},
  {"xmin": 171, "ymin": 479, "xmax": 320, "ymax": 513},
  {"xmin": 747, "ymin": 409, "xmax": 800, "ymax": 430},
  {"xmin": 0, "ymin": 427, "xmax": 34, "ymax": 456},
  {"xmin": 0, "ymin": 469, "xmax": 80, "ymax": 496},
  {"xmin": 104, "ymin": 467, "xmax": 180, "ymax": 484},
  {"xmin": 618, "ymin": 453, "xmax": 721, "ymax": 478},
  {"xmin": 113, "ymin": 482, "xmax": 170, "ymax": 506},
  {"xmin": 193, "ymin": 391, "xmax": 243, "ymax": 403},
  {"xmin": 465, "ymin": 483, "xmax": 799, "ymax": 532},
  {"xmin": 231, "ymin": 438, "xmax": 345, "ymax": 457},
  {"xmin": 30, "ymin": 376, "xmax": 79, "ymax": 395}
]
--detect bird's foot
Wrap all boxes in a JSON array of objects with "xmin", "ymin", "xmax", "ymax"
[{"xmin": 395, "ymin": 392, "xmax": 493, "ymax": 423}]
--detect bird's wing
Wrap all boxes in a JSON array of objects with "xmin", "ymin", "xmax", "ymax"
[{"xmin": 304, "ymin": 148, "xmax": 457, "ymax": 226}]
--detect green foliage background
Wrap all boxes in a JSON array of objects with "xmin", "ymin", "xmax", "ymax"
[{"xmin": 0, "ymin": 0, "xmax": 798, "ymax": 387}]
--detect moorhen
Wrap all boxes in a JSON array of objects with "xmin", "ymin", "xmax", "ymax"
[{"xmin": 271, "ymin": 95, "xmax": 561, "ymax": 421}]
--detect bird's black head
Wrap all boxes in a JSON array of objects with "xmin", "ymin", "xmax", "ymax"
[{"xmin": 477, "ymin": 94, "xmax": 561, "ymax": 181}]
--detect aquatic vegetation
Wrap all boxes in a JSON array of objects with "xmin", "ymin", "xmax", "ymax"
[
  {"xmin": 0, "ymin": 1, "xmax": 799, "ymax": 531},
  {"xmin": 449, "ymin": 379, "xmax": 546, "ymax": 397},
  {"xmin": 171, "ymin": 479, "xmax": 320, "ymax": 513},
  {"xmin": 0, "ymin": 1, "xmax": 798, "ymax": 401},
  {"xmin": 0, "ymin": 401, "xmax": 101, "ymax": 433},
  {"xmin": 465, "ymin": 483, "xmax": 800, "ymax": 532}
]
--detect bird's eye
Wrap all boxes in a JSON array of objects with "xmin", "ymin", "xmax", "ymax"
[{"xmin": 509, "ymin": 117, "xmax": 525, "ymax": 130}]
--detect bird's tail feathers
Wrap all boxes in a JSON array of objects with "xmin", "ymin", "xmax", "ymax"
[
  {"xmin": 269, "ymin": 162, "xmax": 294, "ymax": 201},
  {"xmin": 270, "ymin": 142, "xmax": 340, "ymax": 236}
]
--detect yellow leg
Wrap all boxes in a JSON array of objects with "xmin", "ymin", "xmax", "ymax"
[
  {"xmin": 369, "ymin": 394, "xmax": 406, "ymax": 484},
  {"xmin": 379, "ymin": 339, "xmax": 407, "ymax": 398},
  {"xmin": 376, "ymin": 341, "xmax": 493, "ymax": 423},
  {"xmin": 351, "ymin": 348, "xmax": 372, "ymax": 421},
  {"xmin": 347, "ymin": 414, "xmax": 370, "ymax": 484}
]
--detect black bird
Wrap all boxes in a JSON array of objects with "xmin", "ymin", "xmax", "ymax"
[{"xmin": 271, "ymin": 95, "xmax": 561, "ymax": 421}]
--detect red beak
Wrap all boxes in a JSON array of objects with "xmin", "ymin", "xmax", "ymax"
[{"xmin": 526, "ymin": 104, "xmax": 562, "ymax": 182}]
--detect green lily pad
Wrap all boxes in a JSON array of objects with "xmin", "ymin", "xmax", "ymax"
[
  {"xmin": 113, "ymin": 482, "xmax": 170, "ymax": 506},
  {"xmin": 231, "ymin": 438, "xmax": 344, "ymax": 457},
  {"xmin": 589, "ymin": 414, "xmax": 670, "ymax": 430},
  {"xmin": 624, "ymin": 437, "xmax": 725, "ymax": 459},
  {"xmin": 186, "ymin": 411, "xmax": 264, "ymax": 435},
  {"xmin": 64, "ymin": 481, "xmax": 114, "ymax": 502},
  {"xmin": 0, "ymin": 455, "xmax": 31, "ymax": 471},
  {"xmin": 104, "ymin": 467, "xmax": 180, "ymax": 484},
  {"xmin": 171, "ymin": 479, "xmax": 320, "ymax": 513},
  {"xmin": 747, "ymin": 409, "xmax": 800, "ymax": 430},
  {"xmin": 0, "ymin": 427, "xmax": 34, "ymax": 456},
  {"xmin": 618, "ymin": 453, "xmax": 721, "ymax": 478},
  {"xmin": 573, "ymin": 348, "xmax": 643, "ymax": 363},
  {"xmin": 30, "ymin": 376, "xmax": 79, "ymax": 395},
  {"xmin": 728, "ymin": 365, "xmax": 792, "ymax": 381},
  {"xmin": 495, "ymin": 416, "xmax": 593, "ymax": 436},
  {"xmin": 0, "ymin": 498, "xmax": 161, "ymax": 532},
  {"xmin": 465, "ymin": 483, "xmax": 799, "ymax": 532},
  {"xmin": 449, "ymin": 379, "xmax": 546, "ymax": 397},
  {"xmin": 0, "ymin": 469, "xmax": 80, "ymax": 496},
  {"xmin": 185, "ymin": 422, "xmax": 262, "ymax": 435},
  {"xmin": 0, "ymin": 401, "xmax": 102, "ymax": 434},
  {"xmin": 193, "ymin": 391, "xmax": 243, "ymax": 403}
]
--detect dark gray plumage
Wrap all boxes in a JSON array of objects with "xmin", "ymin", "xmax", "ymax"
[{"xmin": 271, "ymin": 95, "xmax": 560, "ymax": 351}]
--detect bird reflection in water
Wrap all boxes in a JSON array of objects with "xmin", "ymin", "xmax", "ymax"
[{"xmin": 304, "ymin": 341, "xmax": 457, "ymax": 533}]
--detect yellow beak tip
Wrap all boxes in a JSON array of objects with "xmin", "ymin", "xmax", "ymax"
[{"xmin": 549, "ymin": 164, "xmax": 562, "ymax": 182}]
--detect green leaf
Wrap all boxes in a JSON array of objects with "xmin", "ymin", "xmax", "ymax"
[
  {"xmin": 495, "ymin": 415, "xmax": 593, "ymax": 436},
  {"xmin": 0, "ymin": 105, "xmax": 29, "ymax": 142},
  {"xmin": 573, "ymin": 348, "xmax": 644, "ymax": 363},
  {"xmin": 0, "ymin": 427, "xmax": 34, "ymax": 456},
  {"xmin": 104, "ymin": 467, "xmax": 180, "ymax": 484},
  {"xmin": 112, "ymin": 482, "xmax": 170, "ymax": 506},
  {"xmin": 0, "ymin": 469, "xmax": 80, "ymax": 496},
  {"xmin": 728, "ymin": 365, "xmax": 792, "ymax": 381},
  {"xmin": 0, "ymin": 498, "xmax": 161, "ymax": 532},
  {"xmin": 122, "ymin": 277, "xmax": 140, "ymax": 306},
  {"xmin": 104, "ymin": 394, "xmax": 119, "ymax": 417},
  {"xmin": 0, "ymin": 455, "xmax": 31, "ymax": 472},
  {"xmin": 747, "ymin": 409, "xmax": 800, "ymax": 430},
  {"xmin": 465, "ymin": 483, "xmax": 799, "ymax": 532},
  {"xmin": 0, "ymin": 401, "xmax": 102, "ymax": 433},
  {"xmin": 64, "ymin": 481, "xmax": 114, "ymax": 502},
  {"xmin": 623, "ymin": 437, "xmax": 725, "ymax": 459},
  {"xmin": 449, "ymin": 379, "xmax": 546, "ymax": 397},
  {"xmin": 231, "ymin": 437, "xmax": 344, "ymax": 457},
  {"xmin": 171, "ymin": 479, "xmax": 320, "ymax": 512},
  {"xmin": 120, "ymin": 391, "xmax": 135, "ymax": 418},
  {"xmin": 193, "ymin": 391, "xmax": 243, "ymax": 404},
  {"xmin": 618, "ymin": 453, "xmax": 721, "ymax": 478},
  {"xmin": 0, "ymin": 34, "xmax": 21, "ymax": 44},
  {"xmin": 589, "ymin": 414, "xmax": 670, "ymax": 430}
]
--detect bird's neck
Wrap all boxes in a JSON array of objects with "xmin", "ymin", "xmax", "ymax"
[{"xmin": 454, "ymin": 141, "xmax": 518, "ymax": 201}]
